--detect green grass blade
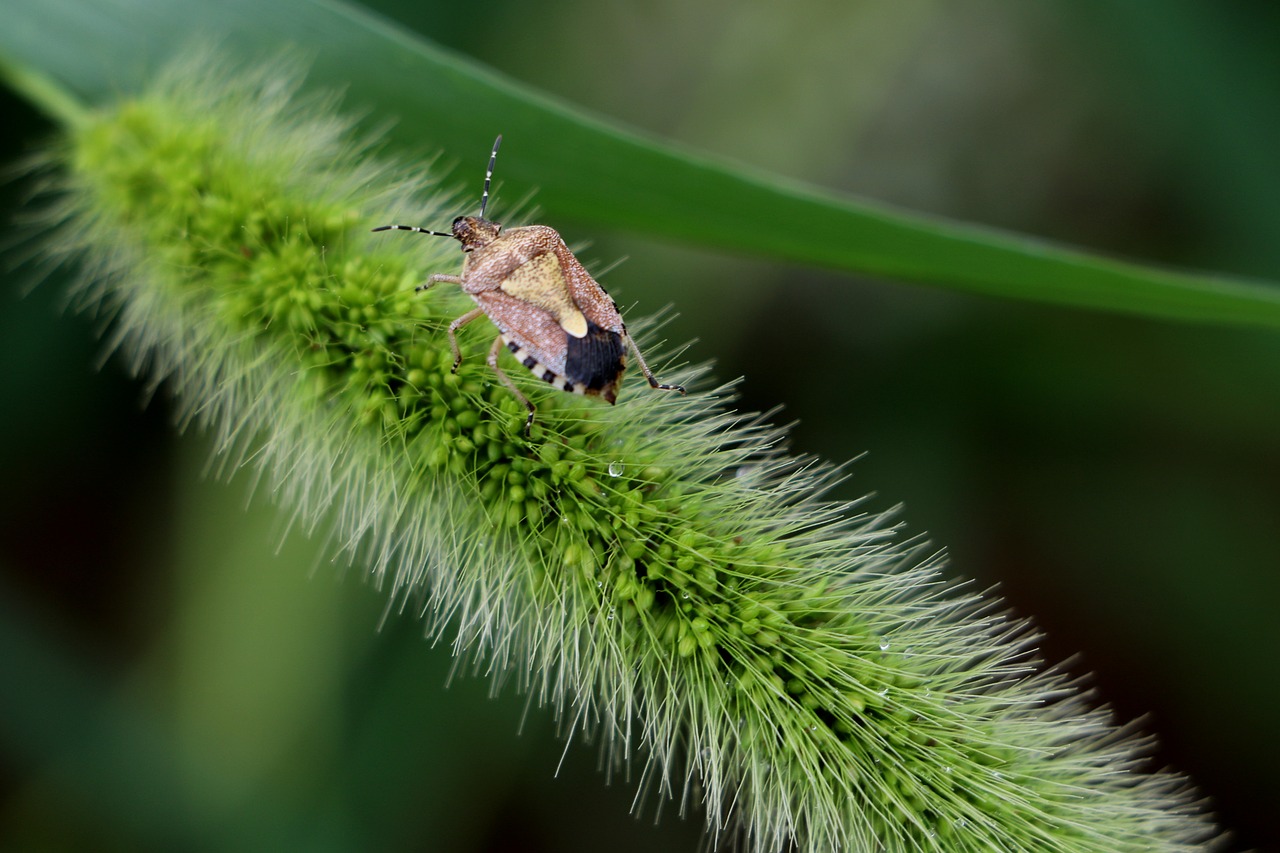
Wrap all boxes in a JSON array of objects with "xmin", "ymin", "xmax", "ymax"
[{"xmin": 2, "ymin": 0, "xmax": 1280, "ymax": 329}]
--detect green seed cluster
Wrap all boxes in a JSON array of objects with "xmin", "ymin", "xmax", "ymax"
[{"xmin": 56, "ymin": 58, "xmax": 1216, "ymax": 853}]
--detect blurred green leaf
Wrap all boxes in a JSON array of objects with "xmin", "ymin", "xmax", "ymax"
[{"xmin": 3, "ymin": 0, "xmax": 1280, "ymax": 330}]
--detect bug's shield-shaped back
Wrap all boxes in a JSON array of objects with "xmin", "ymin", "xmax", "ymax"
[{"xmin": 498, "ymin": 252, "xmax": 589, "ymax": 338}]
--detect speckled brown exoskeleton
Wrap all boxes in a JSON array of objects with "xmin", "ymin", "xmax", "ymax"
[{"xmin": 374, "ymin": 136, "xmax": 684, "ymax": 434}]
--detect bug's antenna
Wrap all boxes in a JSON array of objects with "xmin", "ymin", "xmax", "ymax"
[
  {"xmin": 370, "ymin": 135, "xmax": 502, "ymax": 237},
  {"xmin": 370, "ymin": 224, "xmax": 452, "ymax": 237},
  {"xmin": 479, "ymin": 135, "xmax": 502, "ymax": 219}
]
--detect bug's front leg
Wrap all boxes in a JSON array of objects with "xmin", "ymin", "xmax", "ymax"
[
  {"xmin": 416, "ymin": 273, "xmax": 463, "ymax": 293},
  {"xmin": 487, "ymin": 335, "xmax": 536, "ymax": 436},
  {"xmin": 446, "ymin": 307, "xmax": 485, "ymax": 372}
]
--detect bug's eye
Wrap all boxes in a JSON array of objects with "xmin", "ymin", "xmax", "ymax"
[{"xmin": 452, "ymin": 216, "xmax": 465, "ymax": 227}]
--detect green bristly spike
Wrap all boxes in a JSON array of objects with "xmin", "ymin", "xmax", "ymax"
[{"xmin": 35, "ymin": 53, "xmax": 1217, "ymax": 852}]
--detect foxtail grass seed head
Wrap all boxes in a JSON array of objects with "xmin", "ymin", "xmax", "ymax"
[{"xmin": 43, "ymin": 51, "xmax": 1218, "ymax": 852}]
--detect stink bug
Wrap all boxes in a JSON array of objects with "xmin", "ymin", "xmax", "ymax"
[{"xmin": 373, "ymin": 136, "xmax": 685, "ymax": 434}]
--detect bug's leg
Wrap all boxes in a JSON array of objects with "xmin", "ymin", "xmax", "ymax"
[
  {"xmin": 446, "ymin": 307, "xmax": 485, "ymax": 372},
  {"xmin": 621, "ymin": 329, "xmax": 686, "ymax": 395},
  {"xmin": 417, "ymin": 273, "xmax": 463, "ymax": 293},
  {"xmin": 487, "ymin": 335, "xmax": 536, "ymax": 435}
]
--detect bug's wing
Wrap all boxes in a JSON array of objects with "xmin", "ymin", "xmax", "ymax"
[
  {"xmin": 474, "ymin": 289, "xmax": 627, "ymax": 402},
  {"xmin": 550, "ymin": 241, "xmax": 627, "ymax": 334},
  {"xmin": 472, "ymin": 289, "xmax": 570, "ymax": 375}
]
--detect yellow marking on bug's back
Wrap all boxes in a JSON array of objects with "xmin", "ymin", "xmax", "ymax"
[{"xmin": 500, "ymin": 251, "xmax": 589, "ymax": 338}]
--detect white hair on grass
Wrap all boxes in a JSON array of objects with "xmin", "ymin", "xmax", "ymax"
[{"xmin": 40, "ymin": 48, "xmax": 1220, "ymax": 853}]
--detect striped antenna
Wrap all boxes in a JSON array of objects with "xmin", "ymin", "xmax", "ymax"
[
  {"xmin": 370, "ymin": 224, "xmax": 451, "ymax": 237},
  {"xmin": 371, "ymin": 134, "xmax": 504, "ymax": 236},
  {"xmin": 479, "ymin": 135, "xmax": 502, "ymax": 219}
]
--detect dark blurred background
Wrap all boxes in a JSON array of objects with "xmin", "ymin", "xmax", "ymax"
[{"xmin": 3, "ymin": 2, "xmax": 1279, "ymax": 851}]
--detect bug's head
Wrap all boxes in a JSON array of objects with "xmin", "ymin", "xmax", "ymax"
[{"xmin": 452, "ymin": 215, "xmax": 501, "ymax": 252}]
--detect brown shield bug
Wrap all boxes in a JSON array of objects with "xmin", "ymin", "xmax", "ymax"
[{"xmin": 374, "ymin": 136, "xmax": 685, "ymax": 435}]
